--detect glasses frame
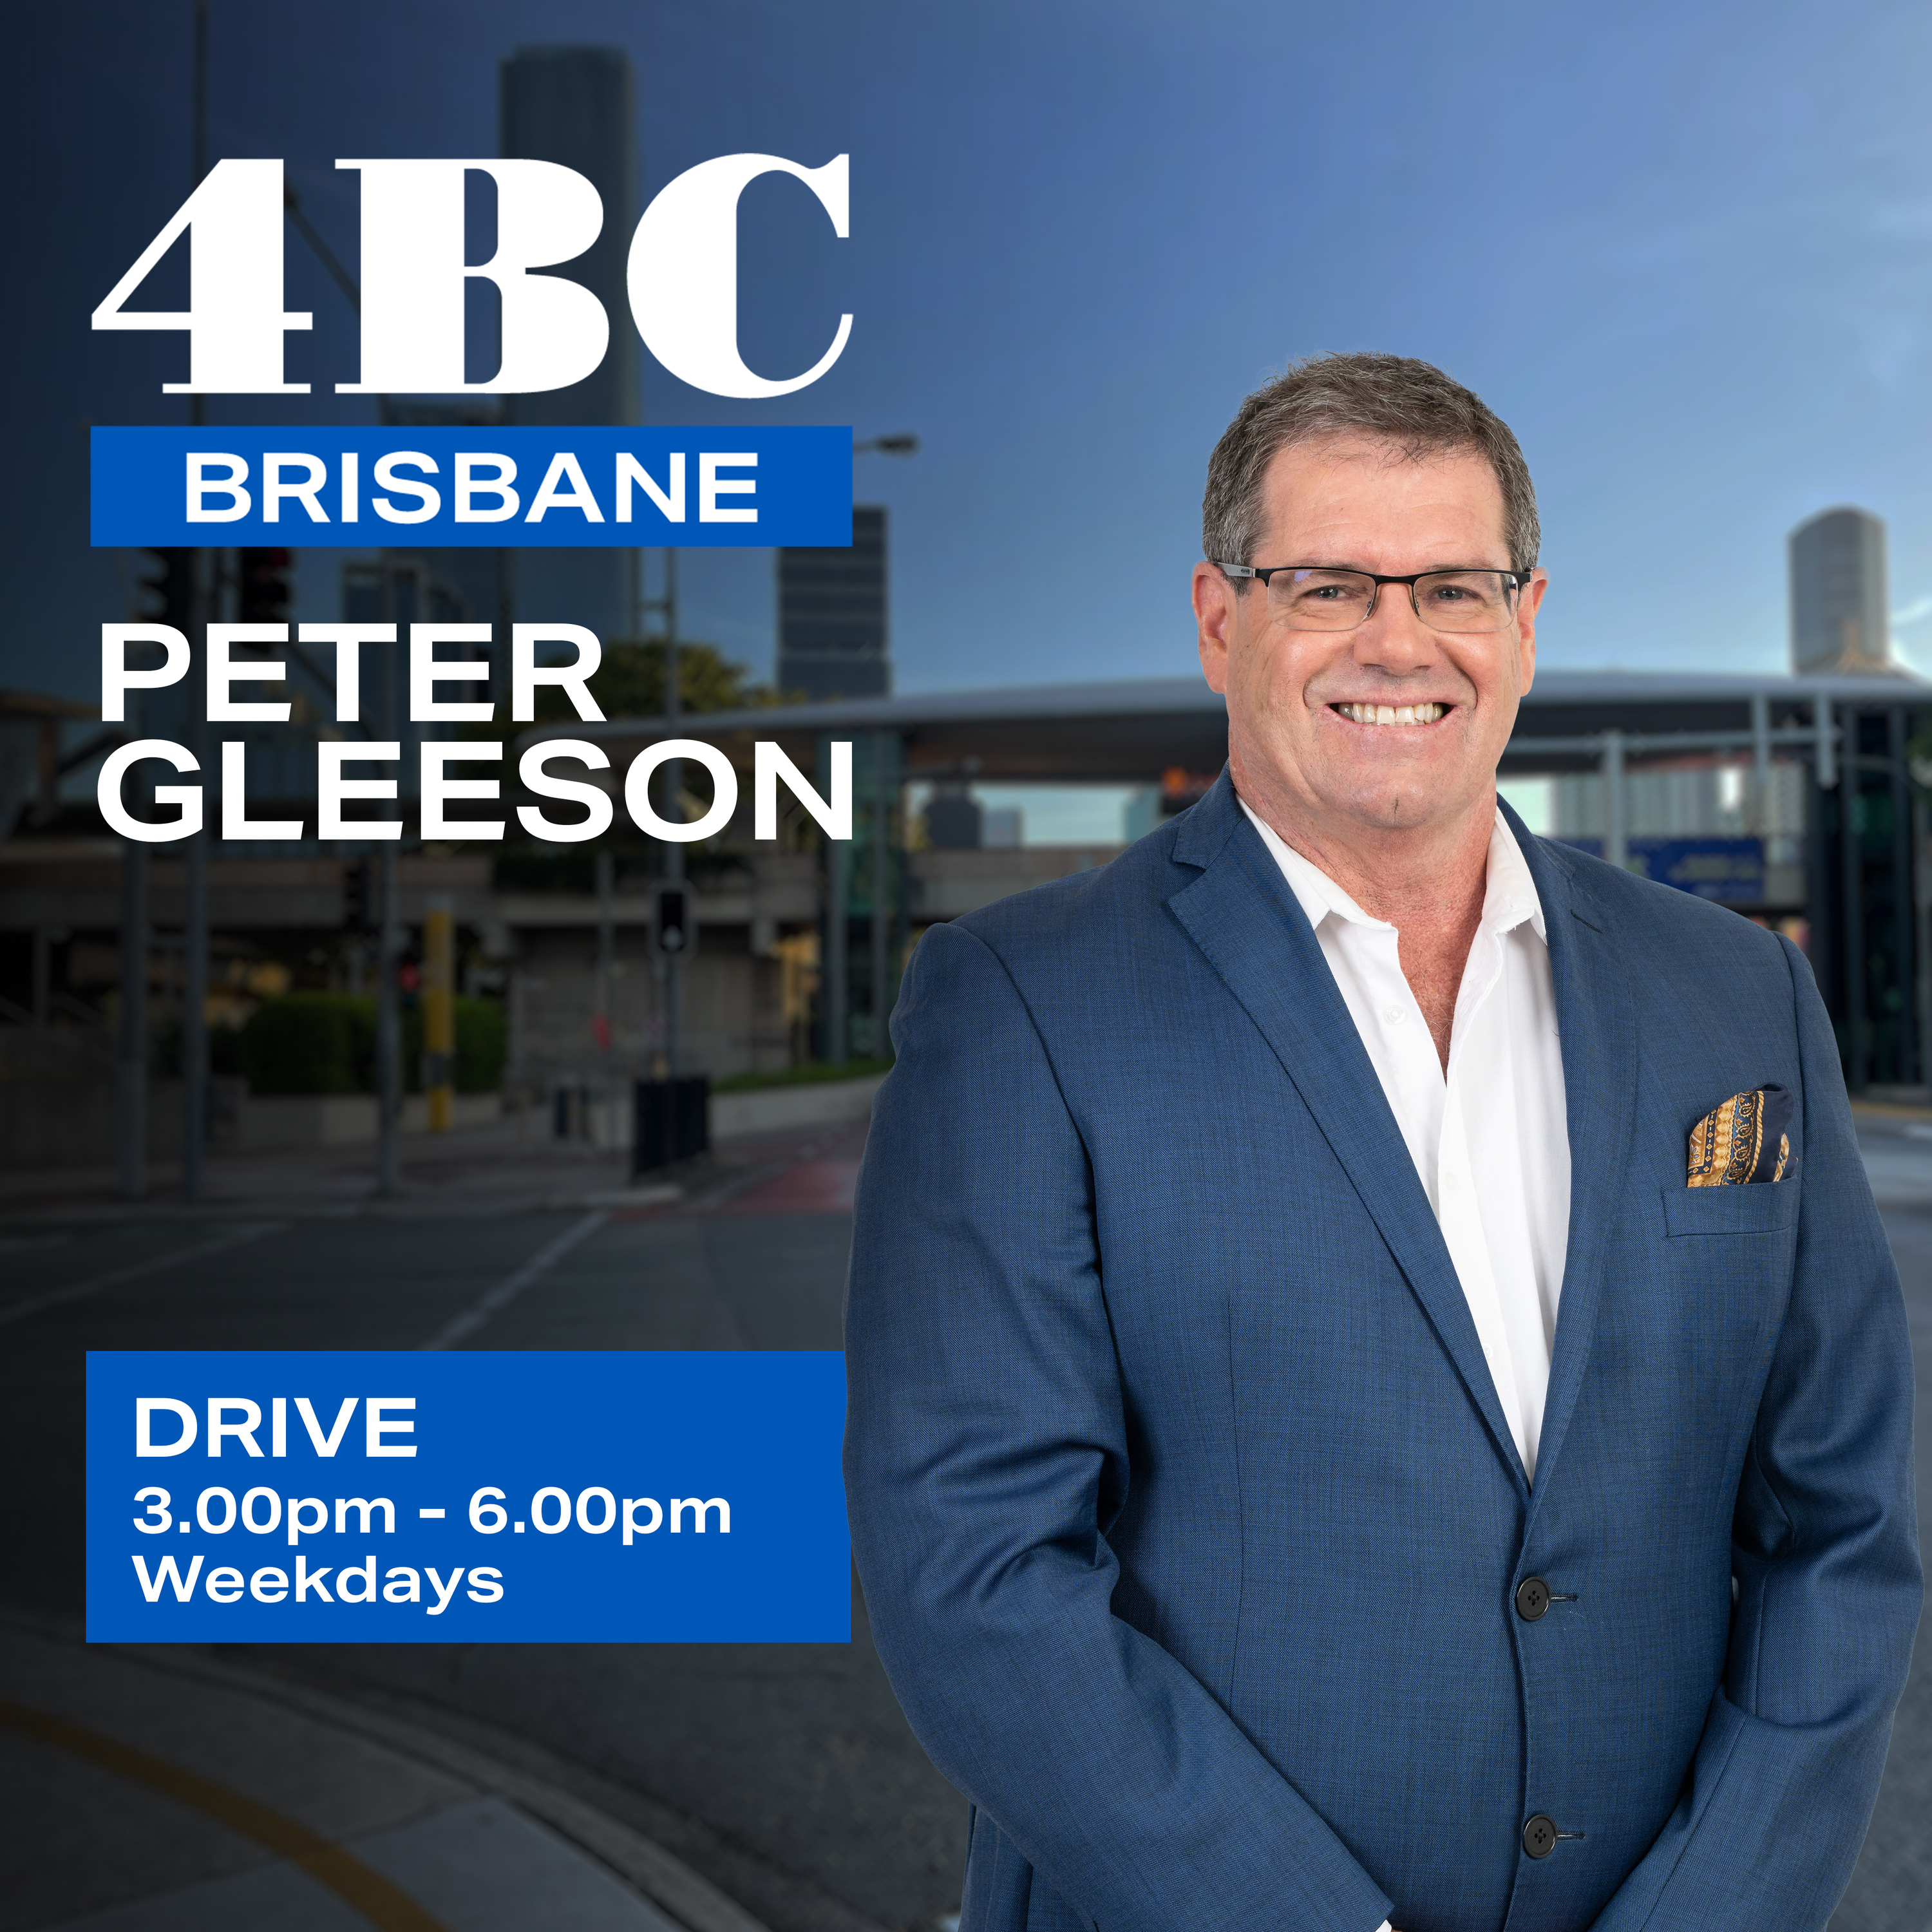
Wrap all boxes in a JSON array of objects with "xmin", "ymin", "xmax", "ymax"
[{"xmin": 1216, "ymin": 562, "xmax": 1530, "ymax": 634}]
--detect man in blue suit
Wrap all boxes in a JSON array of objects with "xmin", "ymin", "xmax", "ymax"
[{"xmin": 844, "ymin": 353, "xmax": 1920, "ymax": 1932}]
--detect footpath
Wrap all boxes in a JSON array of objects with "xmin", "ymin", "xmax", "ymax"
[
  {"xmin": 1, "ymin": 1610, "xmax": 777, "ymax": 1932},
  {"xmin": 0, "ymin": 1074, "xmax": 886, "ymax": 1229}
]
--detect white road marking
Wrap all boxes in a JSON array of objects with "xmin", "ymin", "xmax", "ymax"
[
  {"xmin": 0, "ymin": 1221, "xmax": 281, "ymax": 1330},
  {"xmin": 419, "ymin": 1211, "xmax": 608, "ymax": 1350}
]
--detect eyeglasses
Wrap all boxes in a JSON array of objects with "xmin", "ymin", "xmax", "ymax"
[{"xmin": 1217, "ymin": 563, "xmax": 1528, "ymax": 634}]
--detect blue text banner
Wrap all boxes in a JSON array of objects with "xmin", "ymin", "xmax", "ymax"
[
  {"xmin": 88, "ymin": 1350, "xmax": 849, "ymax": 1642},
  {"xmin": 90, "ymin": 427, "xmax": 853, "ymax": 547}
]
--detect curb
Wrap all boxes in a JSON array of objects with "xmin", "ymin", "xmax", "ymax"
[{"xmin": 2, "ymin": 1607, "xmax": 774, "ymax": 1932}]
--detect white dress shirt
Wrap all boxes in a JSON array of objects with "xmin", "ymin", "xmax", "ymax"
[{"xmin": 1242, "ymin": 801, "xmax": 1571, "ymax": 1481}]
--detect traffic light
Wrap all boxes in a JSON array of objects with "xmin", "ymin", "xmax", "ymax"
[
  {"xmin": 137, "ymin": 548, "xmax": 193, "ymax": 627},
  {"xmin": 342, "ymin": 858, "xmax": 375, "ymax": 935},
  {"xmin": 239, "ymin": 547, "xmax": 292, "ymax": 623},
  {"xmin": 654, "ymin": 885, "xmax": 690, "ymax": 956}
]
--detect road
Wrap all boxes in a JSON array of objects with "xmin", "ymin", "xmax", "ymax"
[
  {"xmin": 1833, "ymin": 1112, "xmax": 1932, "ymax": 1932},
  {"xmin": 2, "ymin": 1118, "xmax": 965, "ymax": 1932},
  {"xmin": 1, "ymin": 1111, "xmax": 1927, "ymax": 1932}
]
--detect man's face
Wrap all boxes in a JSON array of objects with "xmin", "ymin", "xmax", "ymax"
[{"xmin": 1193, "ymin": 435, "xmax": 1544, "ymax": 840}]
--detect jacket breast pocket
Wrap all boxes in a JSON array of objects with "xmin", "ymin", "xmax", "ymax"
[
  {"xmin": 1649, "ymin": 1183, "xmax": 1799, "ymax": 1427},
  {"xmin": 1660, "ymin": 1184, "xmax": 1801, "ymax": 1238}
]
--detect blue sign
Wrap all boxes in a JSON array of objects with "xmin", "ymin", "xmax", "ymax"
[
  {"xmin": 90, "ymin": 426, "xmax": 853, "ymax": 548},
  {"xmin": 1559, "ymin": 835, "xmax": 1766, "ymax": 904},
  {"xmin": 87, "ymin": 1351, "xmax": 849, "ymax": 1642}
]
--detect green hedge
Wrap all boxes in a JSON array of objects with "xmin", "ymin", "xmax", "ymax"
[
  {"xmin": 449, "ymin": 998, "xmax": 507, "ymax": 1094},
  {"xmin": 238, "ymin": 994, "xmax": 362, "ymax": 1094},
  {"xmin": 239, "ymin": 994, "xmax": 506, "ymax": 1096}
]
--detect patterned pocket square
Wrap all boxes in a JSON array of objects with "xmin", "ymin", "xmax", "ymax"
[{"xmin": 1687, "ymin": 1084, "xmax": 1793, "ymax": 1186}]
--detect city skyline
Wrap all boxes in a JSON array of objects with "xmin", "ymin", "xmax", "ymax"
[
  {"xmin": 1790, "ymin": 504, "xmax": 1899, "ymax": 677},
  {"xmin": 10, "ymin": 1, "xmax": 1932, "ymax": 701}
]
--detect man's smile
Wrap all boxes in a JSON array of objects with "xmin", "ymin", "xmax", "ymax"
[{"xmin": 1327, "ymin": 701, "xmax": 1454, "ymax": 727}]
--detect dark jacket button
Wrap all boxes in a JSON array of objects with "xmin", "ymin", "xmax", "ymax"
[
  {"xmin": 1515, "ymin": 1577, "xmax": 1551, "ymax": 1620},
  {"xmin": 1522, "ymin": 1815, "xmax": 1557, "ymax": 1859}
]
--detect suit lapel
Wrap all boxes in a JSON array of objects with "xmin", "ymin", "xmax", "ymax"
[
  {"xmin": 1504, "ymin": 810, "xmax": 1639, "ymax": 1509},
  {"xmin": 1167, "ymin": 776, "xmax": 1530, "ymax": 1495}
]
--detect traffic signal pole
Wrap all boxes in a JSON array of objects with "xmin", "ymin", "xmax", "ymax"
[
  {"xmin": 594, "ymin": 848, "xmax": 616, "ymax": 1065},
  {"xmin": 182, "ymin": 800, "xmax": 209, "ymax": 1200},
  {"xmin": 117, "ymin": 839, "xmax": 148, "ymax": 1200},
  {"xmin": 376, "ymin": 844, "xmax": 401, "ymax": 1195},
  {"xmin": 375, "ymin": 627, "xmax": 401, "ymax": 1198},
  {"xmin": 424, "ymin": 896, "xmax": 455, "ymax": 1132}
]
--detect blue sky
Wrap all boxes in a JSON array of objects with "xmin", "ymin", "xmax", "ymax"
[{"xmin": 10, "ymin": 0, "xmax": 1932, "ymax": 701}]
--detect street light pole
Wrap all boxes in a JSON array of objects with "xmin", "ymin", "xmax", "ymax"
[
  {"xmin": 182, "ymin": 547, "xmax": 213, "ymax": 1202},
  {"xmin": 180, "ymin": 0, "xmax": 213, "ymax": 1200},
  {"xmin": 191, "ymin": 0, "xmax": 208, "ymax": 194},
  {"xmin": 661, "ymin": 547, "xmax": 683, "ymax": 1079}
]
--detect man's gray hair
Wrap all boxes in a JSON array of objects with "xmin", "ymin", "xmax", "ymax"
[{"xmin": 1202, "ymin": 352, "xmax": 1540, "ymax": 580}]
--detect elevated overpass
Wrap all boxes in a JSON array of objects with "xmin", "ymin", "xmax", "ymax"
[
  {"xmin": 529, "ymin": 667, "xmax": 1929, "ymax": 1089},
  {"xmin": 529, "ymin": 666, "xmax": 1917, "ymax": 784}
]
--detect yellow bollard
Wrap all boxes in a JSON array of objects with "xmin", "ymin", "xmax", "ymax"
[{"xmin": 424, "ymin": 898, "xmax": 454, "ymax": 1133}]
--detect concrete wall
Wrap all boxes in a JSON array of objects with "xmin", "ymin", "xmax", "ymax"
[
  {"xmin": 0, "ymin": 1026, "xmax": 169, "ymax": 1168},
  {"xmin": 508, "ymin": 923, "xmax": 793, "ymax": 1090},
  {"xmin": 0, "ymin": 842, "xmax": 1142, "ymax": 1110},
  {"xmin": 500, "ymin": 846, "xmax": 1132, "ymax": 1084},
  {"xmin": 236, "ymin": 1092, "xmax": 501, "ymax": 1152}
]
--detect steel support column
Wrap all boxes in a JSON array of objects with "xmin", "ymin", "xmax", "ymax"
[
  {"xmin": 1602, "ymin": 729, "xmax": 1627, "ymax": 872},
  {"xmin": 1841, "ymin": 702, "xmax": 1866, "ymax": 1090},
  {"xmin": 870, "ymin": 732, "xmax": 891, "ymax": 1052},
  {"xmin": 1889, "ymin": 704, "xmax": 1917, "ymax": 1085},
  {"xmin": 824, "ymin": 835, "xmax": 848, "ymax": 1066},
  {"xmin": 1750, "ymin": 691, "xmax": 1772, "ymax": 835}
]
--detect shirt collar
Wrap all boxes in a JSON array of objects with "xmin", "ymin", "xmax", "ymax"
[{"xmin": 1239, "ymin": 798, "xmax": 1548, "ymax": 948}]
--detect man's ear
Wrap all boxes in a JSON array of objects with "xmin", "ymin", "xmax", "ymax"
[
  {"xmin": 1193, "ymin": 562, "xmax": 1236, "ymax": 694},
  {"xmin": 1515, "ymin": 569, "xmax": 1547, "ymax": 697}
]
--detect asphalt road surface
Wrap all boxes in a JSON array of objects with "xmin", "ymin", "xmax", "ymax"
[
  {"xmin": 1, "ymin": 1118, "xmax": 961, "ymax": 1932},
  {"xmin": 2, "ymin": 1113, "xmax": 1927, "ymax": 1932}
]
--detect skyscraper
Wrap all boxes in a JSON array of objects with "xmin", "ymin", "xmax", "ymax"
[
  {"xmin": 1789, "ymin": 507, "xmax": 1893, "ymax": 676},
  {"xmin": 498, "ymin": 46, "xmax": 638, "ymax": 431},
  {"xmin": 499, "ymin": 46, "xmax": 638, "ymax": 642},
  {"xmin": 777, "ymin": 507, "xmax": 891, "ymax": 699}
]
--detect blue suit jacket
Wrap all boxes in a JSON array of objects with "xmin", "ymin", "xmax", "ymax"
[{"xmin": 844, "ymin": 772, "xmax": 1921, "ymax": 1932}]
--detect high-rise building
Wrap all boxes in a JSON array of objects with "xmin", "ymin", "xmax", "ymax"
[
  {"xmin": 498, "ymin": 46, "xmax": 638, "ymax": 642},
  {"xmin": 777, "ymin": 507, "xmax": 891, "ymax": 699},
  {"xmin": 1789, "ymin": 507, "xmax": 1893, "ymax": 676},
  {"xmin": 499, "ymin": 46, "xmax": 638, "ymax": 430}
]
